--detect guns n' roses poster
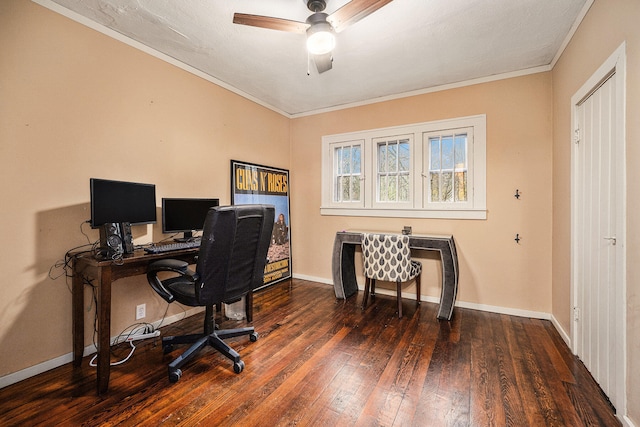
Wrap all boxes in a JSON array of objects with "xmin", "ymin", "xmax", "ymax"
[{"xmin": 231, "ymin": 160, "xmax": 291, "ymax": 288}]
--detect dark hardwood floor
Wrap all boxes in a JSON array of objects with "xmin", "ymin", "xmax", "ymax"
[{"xmin": 0, "ymin": 279, "xmax": 619, "ymax": 426}]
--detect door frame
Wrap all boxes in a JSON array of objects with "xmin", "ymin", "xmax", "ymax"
[{"xmin": 570, "ymin": 42, "xmax": 626, "ymax": 418}]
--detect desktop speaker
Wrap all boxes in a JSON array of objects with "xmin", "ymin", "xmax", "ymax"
[
  {"xmin": 100, "ymin": 223, "xmax": 124, "ymax": 256},
  {"xmin": 120, "ymin": 222, "xmax": 134, "ymax": 254},
  {"xmin": 99, "ymin": 222, "xmax": 134, "ymax": 256}
]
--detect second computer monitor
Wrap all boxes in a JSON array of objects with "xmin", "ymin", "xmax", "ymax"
[{"xmin": 162, "ymin": 198, "xmax": 220, "ymax": 241}]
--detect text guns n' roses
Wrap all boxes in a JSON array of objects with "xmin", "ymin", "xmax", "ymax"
[{"xmin": 234, "ymin": 167, "xmax": 288, "ymax": 196}]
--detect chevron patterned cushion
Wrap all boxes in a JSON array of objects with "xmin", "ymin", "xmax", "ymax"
[{"xmin": 362, "ymin": 233, "xmax": 422, "ymax": 282}]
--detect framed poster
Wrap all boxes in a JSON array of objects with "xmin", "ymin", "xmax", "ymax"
[{"xmin": 231, "ymin": 160, "xmax": 292, "ymax": 288}]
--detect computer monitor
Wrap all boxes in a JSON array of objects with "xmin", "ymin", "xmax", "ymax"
[
  {"xmin": 90, "ymin": 178, "xmax": 157, "ymax": 228},
  {"xmin": 162, "ymin": 198, "xmax": 220, "ymax": 241}
]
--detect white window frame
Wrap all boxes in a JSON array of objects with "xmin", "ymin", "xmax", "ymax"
[
  {"xmin": 321, "ymin": 115, "xmax": 486, "ymax": 219},
  {"xmin": 423, "ymin": 127, "xmax": 474, "ymax": 211},
  {"xmin": 333, "ymin": 140, "xmax": 365, "ymax": 207},
  {"xmin": 372, "ymin": 134, "xmax": 414, "ymax": 209},
  {"xmin": 323, "ymin": 139, "xmax": 366, "ymax": 208}
]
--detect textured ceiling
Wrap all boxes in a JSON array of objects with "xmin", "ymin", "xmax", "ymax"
[{"xmin": 39, "ymin": 0, "xmax": 589, "ymax": 116}]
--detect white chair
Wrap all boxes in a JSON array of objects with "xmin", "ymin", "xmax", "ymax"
[{"xmin": 361, "ymin": 233, "xmax": 422, "ymax": 318}]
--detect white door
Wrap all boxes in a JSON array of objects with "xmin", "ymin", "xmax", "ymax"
[{"xmin": 571, "ymin": 46, "xmax": 625, "ymax": 415}]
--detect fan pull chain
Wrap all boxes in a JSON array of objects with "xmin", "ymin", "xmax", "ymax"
[{"xmin": 307, "ymin": 50, "xmax": 311, "ymax": 76}]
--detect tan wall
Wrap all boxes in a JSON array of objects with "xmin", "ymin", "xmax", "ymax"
[
  {"xmin": 290, "ymin": 74, "xmax": 553, "ymax": 314},
  {"xmin": 0, "ymin": 0, "xmax": 289, "ymax": 376},
  {"xmin": 551, "ymin": 0, "xmax": 640, "ymax": 422},
  {"xmin": 3, "ymin": 0, "xmax": 636, "ymax": 419}
]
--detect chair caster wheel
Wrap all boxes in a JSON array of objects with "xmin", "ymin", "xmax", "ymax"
[
  {"xmin": 168, "ymin": 368, "xmax": 182, "ymax": 383},
  {"xmin": 250, "ymin": 332, "xmax": 258, "ymax": 342},
  {"xmin": 233, "ymin": 360, "xmax": 245, "ymax": 374},
  {"xmin": 163, "ymin": 344, "xmax": 174, "ymax": 354}
]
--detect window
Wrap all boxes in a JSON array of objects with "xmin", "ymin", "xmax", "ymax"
[
  {"xmin": 321, "ymin": 115, "xmax": 486, "ymax": 219},
  {"xmin": 375, "ymin": 136, "xmax": 411, "ymax": 204},
  {"xmin": 423, "ymin": 128, "xmax": 474, "ymax": 211},
  {"xmin": 429, "ymin": 133, "xmax": 467, "ymax": 203},
  {"xmin": 334, "ymin": 142, "xmax": 362, "ymax": 203}
]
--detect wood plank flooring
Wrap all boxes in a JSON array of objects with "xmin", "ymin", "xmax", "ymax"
[{"xmin": 0, "ymin": 279, "xmax": 620, "ymax": 426}]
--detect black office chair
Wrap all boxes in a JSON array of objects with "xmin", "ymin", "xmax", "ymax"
[{"xmin": 146, "ymin": 204, "xmax": 274, "ymax": 382}]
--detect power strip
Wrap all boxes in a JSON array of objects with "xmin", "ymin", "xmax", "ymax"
[{"xmin": 125, "ymin": 330, "xmax": 160, "ymax": 342}]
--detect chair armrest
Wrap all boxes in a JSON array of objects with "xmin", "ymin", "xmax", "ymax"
[
  {"xmin": 148, "ymin": 259, "xmax": 190, "ymax": 273},
  {"xmin": 146, "ymin": 259, "xmax": 196, "ymax": 303}
]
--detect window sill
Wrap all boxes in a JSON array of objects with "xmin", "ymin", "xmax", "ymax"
[{"xmin": 320, "ymin": 207, "xmax": 487, "ymax": 220}]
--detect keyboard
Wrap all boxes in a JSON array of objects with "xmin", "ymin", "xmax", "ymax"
[{"xmin": 144, "ymin": 240, "xmax": 200, "ymax": 254}]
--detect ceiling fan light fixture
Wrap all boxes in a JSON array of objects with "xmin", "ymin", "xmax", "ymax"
[
  {"xmin": 306, "ymin": 13, "xmax": 335, "ymax": 55},
  {"xmin": 307, "ymin": 28, "xmax": 335, "ymax": 55}
]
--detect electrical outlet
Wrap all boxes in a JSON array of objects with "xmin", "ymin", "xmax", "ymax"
[{"xmin": 136, "ymin": 303, "xmax": 146, "ymax": 320}]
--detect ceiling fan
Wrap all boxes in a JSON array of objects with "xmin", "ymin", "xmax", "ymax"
[{"xmin": 233, "ymin": 0, "xmax": 394, "ymax": 74}]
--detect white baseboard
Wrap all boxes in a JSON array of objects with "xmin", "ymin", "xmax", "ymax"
[
  {"xmin": 0, "ymin": 352, "xmax": 75, "ymax": 390},
  {"xmin": 293, "ymin": 273, "xmax": 553, "ymax": 320},
  {"xmin": 292, "ymin": 273, "xmax": 333, "ymax": 285},
  {"xmin": 0, "ymin": 307, "xmax": 202, "ymax": 389},
  {"xmin": 366, "ymin": 287, "xmax": 552, "ymax": 320},
  {"xmin": 550, "ymin": 313, "xmax": 571, "ymax": 348}
]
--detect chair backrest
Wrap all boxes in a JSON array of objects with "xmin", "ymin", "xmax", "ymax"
[
  {"xmin": 362, "ymin": 233, "xmax": 413, "ymax": 282},
  {"xmin": 195, "ymin": 204, "xmax": 275, "ymax": 305}
]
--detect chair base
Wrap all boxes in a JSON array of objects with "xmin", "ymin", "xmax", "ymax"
[
  {"xmin": 162, "ymin": 306, "xmax": 257, "ymax": 382},
  {"xmin": 362, "ymin": 275, "xmax": 421, "ymax": 319}
]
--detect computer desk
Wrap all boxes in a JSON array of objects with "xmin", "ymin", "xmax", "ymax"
[{"xmin": 72, "ymin": 247, "xmax": 198, "ymax": 395}]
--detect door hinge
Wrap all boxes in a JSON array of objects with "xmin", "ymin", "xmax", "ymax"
[
  {"xmin": 573, "ymin": 128, "xmax": 581, "ymax": 144},
  {"xmin": 573, "ymin": 306, "xmax": 580, "ymax": 322}
]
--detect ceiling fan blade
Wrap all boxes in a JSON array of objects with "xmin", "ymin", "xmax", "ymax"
[
  {"xmin": 312, "ymin": 52, "xmax": 333, "ymax": 74},
  {"xmin": 328, "ymin": 0, "xmax": 394, "ymax": 33},
  {"xmin": 233, "ymin": 13, "xmax": 309, "ymax": 34}
]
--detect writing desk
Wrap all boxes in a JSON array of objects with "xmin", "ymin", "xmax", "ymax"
[
  {"xmin": 72, "ymin": 248, "xmax": 198, "ymax": 394},
  {"xmin": 331, "ymin": 231, "xmax": 459, "ymax": 320}
]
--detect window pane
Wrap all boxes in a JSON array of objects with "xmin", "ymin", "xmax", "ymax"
[
  {"xmin": 430, "ymin": 138, "xmax": 440, "ymax": 169},
  {"xmin": 388, "ymin": 175, "xmax": 397, "ymax": 201},
  {"xmin": 399, "ymin": 174, "xmax": 410, "ymax": 201},
  {"xmin": 387, "ymin": 143, "xmax": 397, "ymax": 173},
  {"xmin": 378, "ymin": 144, "xmax": 387, "ymax": 173},
  {"xmin": 379, "ymin": 175, "xmax": 388, "ymax": 201},
  {"xmin": 454, "ymin": 134, "xmax": 466, "ymax": 168},
  {"xmin": 430, "ymin": 172, "xmax": 440, "ymax": 202},
  {"xmin": 399, "ymin": 141, "xmax": 410, "ymax": 171},
  {"xmin": 351, "ymin": 176, "xmax": 360, "ymax": 201},
  {"xmin": 442, "ymin": 171, "xmax": 453, "ymax": 202},
  {"xmin": 352, "ymin": 146, "xmax": 361, "ymax": 174},
  {"xmin": 455, "ymin": 171, "xmax": 467, "ymax": 202},
  {"xmin": 341, "ymin": 176, "xmax": 350, "ymax": 201},
  {"xmin": 442, "ymin": 136, "xmax": 454, "ymax": 169},
  {"xmin": 341, "ymin": 147, "xmax": 351, "ymax": 174}
]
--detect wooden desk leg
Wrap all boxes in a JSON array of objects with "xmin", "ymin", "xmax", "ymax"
[
  {"xmin": 72, "ymin": 263, "xmax": 84, "ymax": 367},
  {"xmin": 96, "ymin": 266, "xmax": 112, "ymax": 395}
]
